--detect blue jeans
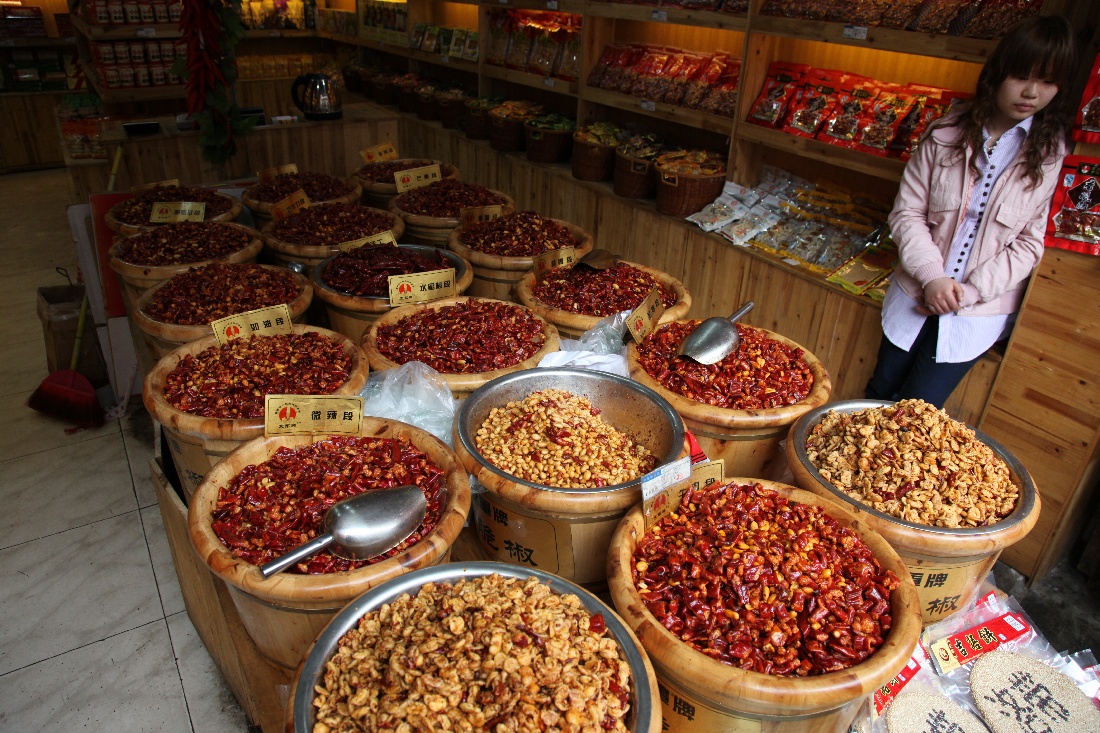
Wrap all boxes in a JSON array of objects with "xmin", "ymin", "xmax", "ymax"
[{"xmin": 864, "ymin": 317, "xmax": 982, "ymax": 409}]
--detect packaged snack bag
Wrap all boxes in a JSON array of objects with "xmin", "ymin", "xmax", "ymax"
[
  {"xmin": 662, "ymin": 53, "xmax": 706, "ymax": 107},
  {"xmin": 747, "ymin": 61, "xmax": 810, "ymax": 127},
  {"xmin": 1073, "ymin": 50, "xmax": 1100, "ymax": 145},
  {"xmin": 782, "ymin": 69, "xmax": 845, "ymax": 139},
  {"xmin": 852, "ymin": 86, "xmax": 920, "ymax": 156},
  {"xmin": 817, "ymin": 76, "xmax": 877, "ymax": 147},
  {"xmin": 698, "ymin": 58, "xmax": 741, "ymax": 117},
  {"xmin": 1045, "ymin": 156, "xmax": 1100, "ymax": 256},
  {"xmin": 683, "ymin": 53, "xmax": 727, "ymax": 109}
]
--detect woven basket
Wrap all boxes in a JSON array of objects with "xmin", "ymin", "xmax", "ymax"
[
  {"xmin": 438, "ymin": 96, "xmax": 466, "ymax": 129},
  {"xmin": 524, "ymin": 124, "xmax": 573, "ymax": 164},
  {"xmin": 655, "ymin": 166, "xmax": 726, "ymax": 217},
  {"xmin": 489, "ymin": 116, "xmax": 527, "ymax": 152},
  {"xmin": 417, "ymin": 91, "xmax": 440, "ymax": 121},
  {"xmin": 465, "ymin": 106, "xmax": 491, "ymax": 139},
  {"xmin": 613, "ymin": 151, "xmax": 658, "ymax": 199},
  {"xmin": 373, "ymin": 79, "xmax": 397, "ymax": 106},
  {"xmin": 397, "ymin": 85, "xmax": 418, "ymax": 113},
  {"xmin": 571, "ymin": 137, "xmax": 617, "ymax": 182}
]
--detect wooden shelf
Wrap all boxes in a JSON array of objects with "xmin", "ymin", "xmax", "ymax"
[
  {"xmin": 408, "ymin": 47, "xmax": 479, "ymax": 73},
  {"xmin": 584, "ymin": 2, "xmax": 747, "ymax": 31},
  {"xmin": 0, "ymin": 36, "xmax": 77, "ymax": 47},
  {"xmin": 482, "ymin": 64, "xmax": 579, "ymax": 95},
  {"xmin": 481, "ymin": 0, "xmax": 584, "ymax": 13},
  {"xmin": 241, "ymin": 28, "xmax": 317, "ymax": 39},
  {"xmin": 734, "ymin": 121, "xmax": 906, "ymax": 182},
  {"xmin": 750, "ymin": 15, "xmax": 995, "ymax": 65},
  {"xmin": 581, "ymin": 85, "xmax": 733, "ymax": 135},
  {"xmin": 71, "ymin": 14, "xmax": 182, "ymax": 40},
  {"xmin": 83, "ymin": 61, "xmax": 185, "ymax": 102}
]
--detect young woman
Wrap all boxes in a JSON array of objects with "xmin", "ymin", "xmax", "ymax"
[{"xmin": 865, "ymin": 15, "xmax": 1079, "ymax": 408}]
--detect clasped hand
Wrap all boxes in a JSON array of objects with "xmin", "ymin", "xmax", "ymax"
[{"xmin": 919, "ymin": 277, "xmax": 965, "ymax": 316}]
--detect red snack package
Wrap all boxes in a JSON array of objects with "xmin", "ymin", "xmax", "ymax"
[
  {"xmin": 852, "ymin": 87, "xmax": 920, "ymax": 156},
  {"xmin": 1073, "ymin": 50, "xmax": 1100, "ymax": 145},
  {"xmin": 1045, "ymin": 156, "xmax": 1100, "ymax": 257},
  {"xmin": 898, "ymin": 96, "xmax": 953, "ymax": 161},
  {"xmin": 698, "ymin": 58, "xmax": 742, "ymax": 118},
  {"xmin": 683, "ymin": 53, "xmax": 727, "ymax": 110},
  {"xmin": 747, "ymin": 61, "xmax": 810, "ymax": 127},
  {"xmin": 612, "ymin": 45, "xmax": 649, "ymax": 94},
  {"xmin": 781, "ymin": 69, "xmax": 845, "ymax": 139},
  {"xmin": 663, "ymin": 53, "xmax": 707, "ymax": 107},
  {"xmin": 630, "ymin": 47, "xmax": 670, "ymax": 98},
  {"xmin": 816, "ymin": 76, "xmax": 877, "ymax": 147},
  {"xmin": 646, "ymin": 52, "xmax": 682, "ymax": 102},
  {"xmin": 959, "ymin": 0, "xmax": 1045, "ymax": 39}
]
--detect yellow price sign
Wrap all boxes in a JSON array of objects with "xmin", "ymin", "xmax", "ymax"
[
  {"xmin": 270, "ymin": 188, "xmax": 311, "ymax": 222},
  {"xmin": 148, "ymin": 201, "xmax": 206, "ymax": 223}
]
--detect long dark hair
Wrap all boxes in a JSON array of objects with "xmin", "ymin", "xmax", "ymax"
[{"xmin": 948, "ymin": 15, "xmax": 1078, "ymax": 188}]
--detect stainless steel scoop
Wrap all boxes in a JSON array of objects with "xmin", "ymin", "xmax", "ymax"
[
  {"xmin": 259, "ymin": 485, "xmax": 428, "ymax": 578},
  {"xmin": 574, "ymin": 248, "xmax": 621, "ymax": 270},
  {"xmin": 677, "ymin": 301, "xmax": 755, "ymax": 365}
]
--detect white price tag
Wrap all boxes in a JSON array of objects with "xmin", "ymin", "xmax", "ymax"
[
  {"xmin": 441, "ymin": 55, "xmax": 450, "ymax": 63},
  {"xmin": 640, "ymin": 100, "xmax": 657, "ymax": 112},
  {"xmin": 842, "ymin": 24, "xmax": 869, "ymax": 40},
  {"xmin": 640, "ymin": 457, "xmax": 691, "ymax": 504},
  {"xmin": 136, "ymin": 28, "xmax": 156, "ymax": 37},
  {"xmin": 651, "ymin": 9, "xmax": 668, "ymax": 21},
  {"xmin": 546, "ymin": 0, "xmax": 558, "ymax": 8},
  {"xmin": 543, "ymin": 77, "xmax": 555, "ymax": 88}
]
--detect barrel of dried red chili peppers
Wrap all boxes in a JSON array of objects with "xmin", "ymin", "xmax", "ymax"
[
  {"xmin": 446, "ymin": 211, "xmax": 594, "ymax": 302},
  {"xmin": 131, "ymin": 263, "xmax": 312, "ymax": 358},
  {"xmin": 310, "ymin": 244, "xmax": 475, "ymax": 342},
  {"xmin": 515, "ymin": 260, "xmax": 692, "ymax": 339},
  {"xmin": 105, "ymin": 185, "xmax": 243, "ymax": 235},
  {"xmin": 241, "ymin": 172, "xmax": 362, "ymax": 229},
  {"xmin": 108, "ymin": 221, "xmax": 262, "ymax": 311},
  {"xmin": 350, "ymin": 158, "xmax": 461, "ymax": 210},
  {"xmin": 388, "ymin": 179, "xmax": 515, "ymax": 246},
  {"xmin": 627, "ymin": 320, "xmax": 832, "ymax": 479},
  {"xmin": 363, "ymin": 296, "xmax": 559, "ymax": 399},
  {"xmin": 143, "ymin": 326, "xmax": 369, "ymax": 499},
  {"xmin": 606, "ymin": 479, "xmax": 921, "ymax": 732},
  {"xmin": 186, "ymin": 419, "xmax": 472, "ymax": 669},
  {"xmin": 260, "ymin": 202, "xmax": 404, "ymax": 269}
]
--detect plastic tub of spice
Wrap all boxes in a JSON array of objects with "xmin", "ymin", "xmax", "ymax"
[
  {"xmin": 108, "ymin": 221, "xmax": 263, "ymax": 313},
  {"xmin": 389, "ymin": 179, "xmax": 515, "ymax": 247},
  {"xmin": 241, "ymin": 171, "xmax": 362, "ymax": 230},
  {"xmin": 131, "ymin": 263, "xmax": 312, "ymax": 359},
  {"xmin": 607, "ymin": 478, "xmax": 921, "ymax": 732},
  {"xmin": 446, "ymin": 211, "xmax": 593, "ymax": 302},
  {"xmin": 187, "ymin": 420, "xmax": 470, "ymax": 669},
  {"xmin": 627, "ymin": 320, "xmax": 832, "ymax": 479},
  {"xmin": 260, "ymin": 202, "xmax": 404, "ymax": 270},
  {"xmin": 143, "ymin": 326, "xmax": 369, "ymax": 499},
  {"xmin": 289, "ymin": 562, "xmax": 660, "ymax": 733},
  {"xmin": 453, "ymin": 368, "xmax": 687, "ymax": 587},
  {"xmin": 786, "ymin": 399, "xmax": 1040, "ymax": 625},
  {"xmin": 105, "ymin": 184, "xmax": 243, "ymax": 235},
  {"xmin": 362, "ymin": 296, "xmax": 560, "ymax": 400},
  {"xmin": 311, "ymin": 244, "xmax": 474, "ymax": 342},
  {"xmin": 350, "ymin": 158, "xmax": 460, "ymax": 210},
  {"xmin": 516, "ymin": 260, "xmax": 692, "ymax": 339}
]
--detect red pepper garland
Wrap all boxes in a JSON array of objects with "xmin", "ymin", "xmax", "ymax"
[{"xmin": 178, "ymin": 0, "xmax": 254, "ymax": 164}]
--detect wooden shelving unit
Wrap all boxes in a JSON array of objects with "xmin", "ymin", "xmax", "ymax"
[
  {"xmin": 409, "ymin": 46, "xmax": 480, "ymax": 74},
  {"xmin": 0, "ymin": 36, "xmax": 76, "ymax": 47},
  {"xmin": 735, "ymin": 122, "xmax": 905, "ymax": 182},
  {"xmin": 584, "ymin": 1, "xmax": 746, "ymax": 31},
  {"xmin": 482, "ymin": 0, "xmax": 584, "ymax": 12},
  {"xmin": 70, "ymin": 14, "xmax": 182, "ymax": 40},
  {"xmin": 580, "ymin": 84, "xmax": 732, "ymax": 134},
  {"xmin": 482, "ymin": 63, "xmax": 578, "ymax": 95}
]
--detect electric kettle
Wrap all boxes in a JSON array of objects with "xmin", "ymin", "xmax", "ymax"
[{"xmin": 291, "ymin": 72, "xmax": 342, "ymax": 121}]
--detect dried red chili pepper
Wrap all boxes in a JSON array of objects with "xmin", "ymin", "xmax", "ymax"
[
  {"xmin": 323, "ymin": 244, "xmax": 447, "ymax": 297},
  {"xmin": 532, "ymin": 262, "xmax": 676, "ymax": 316},
  {"xmin": 392, "ymin": 179, "xmax": 507, "ymax": 218},
  {"xmin": 114, "ymin": 221, "xmax": 253, "ymax": 266},
  {"xmin": 637, "ymin": 321, "xmax": 814, "ymax": 409},
  {"xmin": 354, "ymin": 159, "xmax": 435, "ymax": 183},
  {"xmin": 245, "ymin": 172, "xmax": 355, "ymax": 204},
  {"xmin": 112, "ymin": 186, "xmax": 234, "ymax": 226},
  {"xmin": 271, "ymin": 202, "xmax": 394, "ymax": 248},
  {"xmin": 210, "ymin": 436, "xmax": 447, "ymax": 574},
  {"xmin": 375, "ymin": 299, "xmax": 545, "ymax": 373},
  {"xmin": 144, "ymin": 263, "xmax": 301, "ymax": 325},
  {"xmin": 460, "ymin": 211, "xmax": 574, "ymax": 257},
  {"xmin": 633, "ymin": 481, "xmax": 900, "ymax": 676}
]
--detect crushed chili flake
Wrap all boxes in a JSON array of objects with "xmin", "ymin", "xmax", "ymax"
[
  {"xmin": 112, "ymin": 186, "xmax": 235, "ymax": 226},
  {"xmin": 633, "ymin": 481, "xmax": 900, "ymax": 676},
  {"xmin": 245, "ymin": 172, "xmax": 355, "ymax": 204},
  {"xmin": 323, "ymin": 244, "xmax": 448, "ymax": 297},
  {"xmin": 375, "ymin": 299, "xmax": 545, "ymax": 373},
  {"xmin": 354, "ymin": 159, "xmax": 435, "ymax": 183},
  {"xmin": 532, "ymin": 262, "xmax": 676, "ymax": 316},
  {"xmin": 392, "ymin": 179, "xmax": 507, "ymax": 218},
  {"xmin": 113, "ymin": 221, "xmax": 254, "ymax": 266},
  {"xmin": 143, "ymin": 263, "xmax": 302, "ymax": 325},
  {"xmin": 460, "ymin": 211, "xmax": 574, "ymax": 257},
  {"xmin": 638, "ymin": 321, "xmax": 814, "ymax": 409},
  {"xmin": 211, "ymin": 436, "xmax": 447, "ymax": 574},
  {"xmin": 270, "ymin": 202, "xmax": 394, "ymax": 248},
  {"xmin": 163, "ymin": 332, "xmax": 353, "ymax": 419}
]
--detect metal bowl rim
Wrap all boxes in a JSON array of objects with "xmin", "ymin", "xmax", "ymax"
[
  {"xmin": 789, "ymin": 399, "xmax": 1037, "ymax": 537},
  {"xmin": 456, "ymin": 367, "xmax": 686, "ymax": 495},
  {"xmin": 293, "ymin": 560, "xmax": 655, "ymax": 733},
  {"xmin": 311, "ymin": 245, "xmax": 468, "ymax": 299}
]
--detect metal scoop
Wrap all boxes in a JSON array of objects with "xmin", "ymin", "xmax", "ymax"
[
  {"xmin": 259, "ymin": 485, "xmax": 428, "ymax": 578},
  {"xmin": 574, "ymin": 248, "xmax": 621, "ymax": 270},
  {"xmin": 677, "ymin": 301, "xmax": 755, "ymax": 365}
]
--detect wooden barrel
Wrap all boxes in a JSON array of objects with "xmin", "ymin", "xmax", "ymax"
[
  {"xmin": 515, "ymin": 261, "xmax": 693, "ymax": 339},
  {"xmin": 350, "ymin": 160, "xmax": 460, "ymax": 211},
  {"xmin": 389, "ymin": 191, "xmax": 516, "ymax": 247},
  {"xmin": 626, "ymin": 325, "xmax": 832, "ymax": 479},
  {"xmin": 446, "ymin": 219, "xmax": 594, "ymax": 303},
  {"xmin": 607, "ymin": 479, "xmax": 922, "ymax": 732},
  {"xmin": 105, "ymin": 191, "xmax": 243, "ymax": 235},
  {"xmin": 187, "ymin": 420, "xmax": 471, "ymax": 669},
  {"xmin": 452, "ymin": 367, "xmax": 688, "ymax": 588},
  {"xmin": 260, "ymin": 208, "xmax": 404, "ymax": 269},
  {"xmin": 241, "ymin": 179, "xmax": 363, "ymax": 231},
  {"xmin": 107, "ymin": 223, "xmax": 263, "ymax": 313},
  {"xmin": 142, "ymin": 325, "xmax": 369, "ymax": 499},
  {"xmin": 361, "ymin": 296, "xmax": 561, "ymax": 401},
  {"xmin": 130, "ymin": 266, "xmax": 313, "ymax": 359},
  {"xmin": 310, "ymin": 246, "xmax": 475, "ymax": 343},
  {"xmin": 785, "ymin": 400, "xmax": 1042, "ymax": 626}
]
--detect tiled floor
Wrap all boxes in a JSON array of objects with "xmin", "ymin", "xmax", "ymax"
[{"xmin": 1, "ymin": 167, "xmax": 1098, "ymax": 731}]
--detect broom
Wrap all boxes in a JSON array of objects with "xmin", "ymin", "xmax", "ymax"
[{"xmin": 27, "ymin": 148, "xmax": 124, "ymax": 428}]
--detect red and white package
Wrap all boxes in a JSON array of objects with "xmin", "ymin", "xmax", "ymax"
[
  {"xmin": 1073, "ymin": 50, "xmax": 1100, "ymax": 145},
  {"xmin": 781, "ymin": 69, "xmax": 845, "ymax": 139},
  {"xmin": 852, "ymin": 86, "xmax": 920, "ymax": 156},
  {"xmin": 817, "ymin": 77, "xmax": 877, "ymax": 148},
  {"xmin": 747, "ymin": 61, "xmax": 810, "ymax": 128},
  {"xmin": 1045, "ymin": 155, "xmax": 1100, "ymax": 257}
]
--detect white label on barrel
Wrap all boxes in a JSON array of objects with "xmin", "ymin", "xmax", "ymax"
[
  {"xmin": 388, "ymin": 268, "xmax": 455, "ymax": 306},
  {"xmin": 394, "ymin": 164, "xmax": 442, "ymax": 193},
  {"xmin": 657, "ymin": 678, "xmax": 763, "ymax": 732},
  {"xmin": 264, "ymin": 395, "xmax": 364, "ymax": 436},
  {"xmin": 210, "ymin": 304, "xmax": 293, "ymax": 344},
  {"xmin": 360, "ymin": 141, "xmax": 399, "ymax": 163},
  {"xmin": 472, "ymin": 491, "xmax": 566, "ymax": 575},
  {"xmin": 626, "ymin": 286, "xmax": 667, "ymax": 343},
  {"xmin": 643, "ymin": 458, "xmax": 720, "ymax": 531},
  {"xmin": 339, "ymin": 230, "xmax": 397, "ymax": 251},
  {"xmin": 257, "ymin": 162, "xmax": 298, "ymax": 181},
  {"xmin": 148, "ymin": 201, "xmax": 206, "ymax": 223},
  {"xmin": 533, "ymin": 246, "xmax": 576, "ymax": 281},
  {"xmin": 908, "ymin": 558, "xmax": 989, "ymax": 623},
  {"xmin": 460, "ymin": 205, "xmax": 503, "ymax": 225}
]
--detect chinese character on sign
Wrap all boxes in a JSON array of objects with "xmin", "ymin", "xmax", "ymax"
[
  {"xmin": 263, "ymin": 319, "xmax": 272, "ymax": 328},
  {"xmin": 978, "ymin": 627, "xmax": 997, "ymax": 645},
  {"xmin": 476, "ymin": 495, "xmax": 490, "ymax": 514},
  {"xmin": 965, "ymin": 633, "xmax": 982, "ymax": 651},
  {"xmin": 492, "ymin": 507, "xmax": 508, "ymax": 526},
  {"xmin": 924, "ymin": 709, "xmax": 968, "ymax": 733},
  {"xmin": 503, "ymin": 539, "xmax": 537, "ymax": 566},
  {"xmin": 275, "ymin": 317, "xmax": 285, "ymax": 326},
  {"xmin": 311, "ymin": 410, "xmax": 322, "ymax": 420},
  {"xmin": 658, "ymin": 684, "xmax": 670, "ymax": 706},
  {"xmin": 343, "ymin": 411, "xmax": 354, "ymax": 421},
  {"xmin": 672, "ymin": 696, "xmax": 695, "ymax": 721},
  {"xmin": 911, "ymin": 572, "xmax": 924, "ymax": 587},
  {"xmin": 951, "ymin": 639, "xmax": 969, "ymax": 659},
  {"xmin": 926, "ymin": 595, "xmax": 962, "ymax": 616},
  {"xmin": 250, "ymin": 322, "xmax": 260, "ymax": 332},
  {"xmin": 924, "ymin": 573, "xmax": 949, "ymax": 588},
  {"xmin": 475, "ymin": 516, "xmax": 498, "ymax": 551},
  {"xmin": 982, "ymin": 670, "xmax": 1071, "ymax": 730},
  {"xmin": 326, "ymin": 410, "xmax": 337, "ymax": 420}
]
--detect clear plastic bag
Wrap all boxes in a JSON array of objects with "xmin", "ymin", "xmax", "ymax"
[
  {"xmin": 537, "ymin": 312, "xmax": 632, "ymax": 376},
  {"xmin": 359, "ymin": 361, "xmax": 457, "ymax": 447}
]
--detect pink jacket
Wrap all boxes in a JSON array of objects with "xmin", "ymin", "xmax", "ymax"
[{"xmin": 887, "ymin": 118, "xmax": 1065, "ymax": 317}]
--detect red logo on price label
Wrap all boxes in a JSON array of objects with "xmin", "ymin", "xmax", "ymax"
[
  {"xmin": 635, "ymin": 318, "xmax": 644, "ymax": 331},
  {"xmin": 399, "ymin": 175, "xmax": 411, "ymax": 185},
  {"xmin": 278, "ymin": 405, "xmax": 297, "ymax": 421},
  {"xmin": 224, "ymin": 324, "xmax": 240, "ymax": 338},
  {"xmin": 398, "ymin": 282, "xmax": 413, "ymax": 294},
  {"xmin": 157, "ymin": 206, "xmax": 170, "ymax": 215}
]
